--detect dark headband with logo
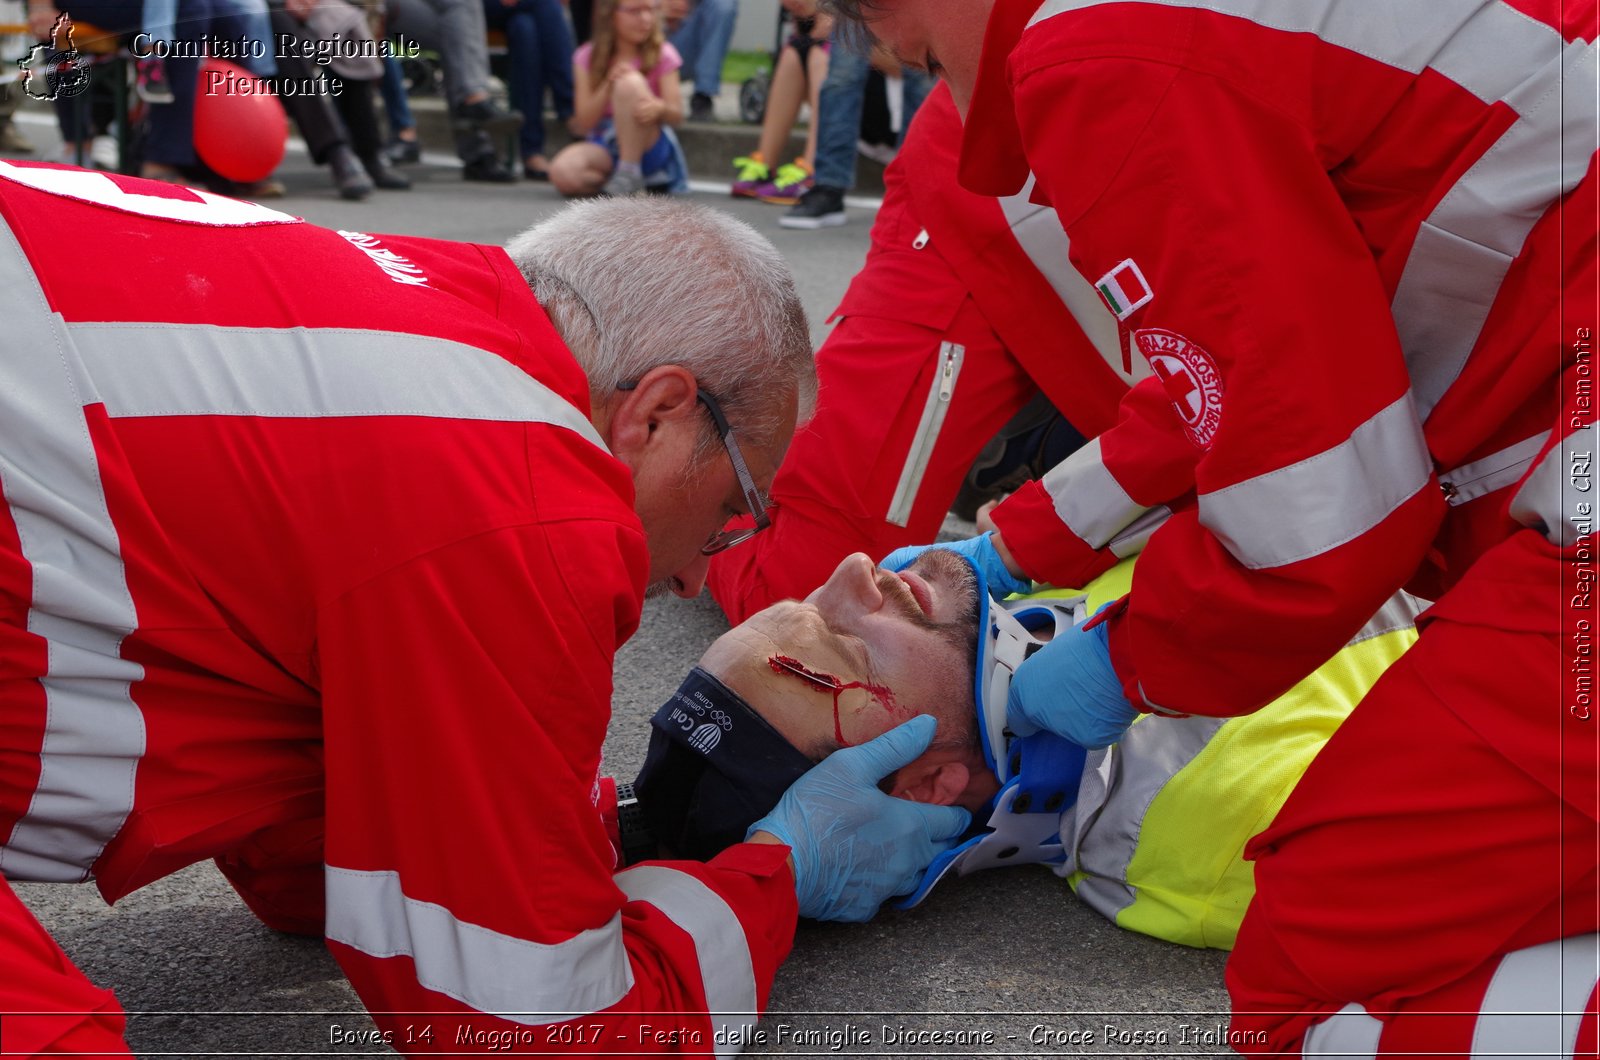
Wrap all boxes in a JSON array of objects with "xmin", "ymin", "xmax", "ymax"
[{"xmin": 633, "ymin": 667, "xmax": 816, "ymax": 862}]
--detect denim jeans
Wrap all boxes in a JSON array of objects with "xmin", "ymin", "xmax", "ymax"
[
  {"xmin": 378, "ymin": 55, "xmax": 415, "ymax": 135},
  {"xmin": 482, "ymin": 0, "xmax": 574, "ymax": 157},
  {"xmin": 812, "ymin": 34, "xmax": 930, "ymax": 191},
  {"xmin": 668, "ymin": 0, "xmax": 735, "ymax": 97}
]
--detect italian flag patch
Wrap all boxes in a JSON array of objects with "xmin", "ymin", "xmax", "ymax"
[{"xmin": 1095, "ymin": 258, "xmax": 1153, "ymax": 321}]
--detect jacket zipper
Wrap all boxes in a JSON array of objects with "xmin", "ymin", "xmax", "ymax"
[{"xmin": 887, "ymin": 341, "xmax": 965, "ymax": 527}]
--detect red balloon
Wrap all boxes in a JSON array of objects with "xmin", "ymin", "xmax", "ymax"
[{"xmin": 192, "ymin": 57, "xmax": 287, "ymax": 183}]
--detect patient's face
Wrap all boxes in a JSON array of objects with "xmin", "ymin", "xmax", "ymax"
[{"xmin": 700, "ymin": 551, "xmax": 991, "ymax": 808}]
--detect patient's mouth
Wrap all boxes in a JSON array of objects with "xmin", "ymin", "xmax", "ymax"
[{"xmin": 896, "ymin": 570, "xmax": 934, "ymax": 616}]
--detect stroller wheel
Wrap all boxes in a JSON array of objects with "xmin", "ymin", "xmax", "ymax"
[{"xmin": 738, "ymin": 73, "xmax": 768, "ymax": 124}]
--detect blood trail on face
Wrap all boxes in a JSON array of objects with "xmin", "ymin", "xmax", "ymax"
[{"xmin": 768, "ymin": 654, "xmax": 899, "ymax": 748}]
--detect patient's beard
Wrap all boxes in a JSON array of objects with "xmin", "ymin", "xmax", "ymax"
[{"xmin": 879, "ymin": 549, "xmax": 982, "ymax": 677}]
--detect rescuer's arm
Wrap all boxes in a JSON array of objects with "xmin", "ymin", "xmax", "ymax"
[
  {"xmin": 1001, "ymin": 55, "xmax": 1443, "ymax": 719},
  {"xmin": 314, "ymin": 511, "xmax": 796, "ymax": 1054}
]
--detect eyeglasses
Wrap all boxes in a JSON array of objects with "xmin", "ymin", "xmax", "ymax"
[{"xmin": 617, "ymin": 380, "xmax": 772, "ymax": 555}]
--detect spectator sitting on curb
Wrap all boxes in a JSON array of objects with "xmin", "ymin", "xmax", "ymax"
[
  {"xmin": 549, "ymin": 0, "xmax": 687, "ymax": 198},
  {"xmin": 482, "ymin": 0, "xmax": 575, "ymax": 181},
  {"xmin": 386, "ymin": 0, "xmax": 524, "ymax": 181}
]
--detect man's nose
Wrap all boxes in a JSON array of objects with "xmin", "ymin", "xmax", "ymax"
[
  {"xmin": 812, "ymin": 553, "xmax": 882, "ymax": 612},
  {"xmin": 669, "ymin": 553, "xmax": 711, "ymax": 599}
]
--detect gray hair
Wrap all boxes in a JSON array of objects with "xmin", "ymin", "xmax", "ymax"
[{"xmin": 505, "ymin": 198, "xmax": 816, "ymax": 459}]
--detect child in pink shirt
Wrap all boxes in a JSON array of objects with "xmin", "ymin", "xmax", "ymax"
[{"xmin": 550, "ymin": 0, "xmax": 689, "ymax": 197}]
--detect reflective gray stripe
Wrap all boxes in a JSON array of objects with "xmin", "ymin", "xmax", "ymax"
[
  {"xmin": 1044, "ymin": 437, "xmax": 1152, "ymax": 551},
  {"xmin": 615, "ymin": 865, "xmax": 758, "ymax": 1058},
  {"xmin": 1108, "ymin": 505, "xmax": 1171, "ymax": 559},
  {"xmin": 1348, "ymin": 591, "xmax": 1425, "ymax": 647},
  {"xmin": 1029, "ymin": 0, "xmax": 1556, "ymax": 102},
  {"xmin": 1439, "ymin": 431, "xmax": 1550, "ymax": 507},
  {"xmin": 66, "ymin": 323, "xmax": 606, "ymax": 449},
  {"xmin": 887, "ymin": 342, "xmax": 964, "ymax": 527},
  {"xmin": 1510, "ymin": 424, "xmax": 1599, "ymax": 548},
  {"xmin": 1028, "ymin": 0, "xmax": 1595, "ymax": 423},
  {"xmin": 1199, "ymin": 394, "xmax": 1432, "ymax": 569},
  {"xmin": 1471, "ymin": 934, "xmax": 1599, "ymax": 1059},
  {"xmin": 999, "ymin": 177, "xmax": 1148, "ymax": 388},
  {"xmin": 324, "ymin": 867, "xmax": 634, "ymax": 1023},
  {"xmin": 1402, "ymin": 37, "xmax": 1597, "ymax": 420},
  {"xmin": 1069, "ymin": 715, "xmax": 1226, "ymax": 922},
  {"xmin": 0, "ymin": 218, "xmax": 145, "ymax": 883},
  {"xmin": 1302, "ymin": 1004, "xmax": 1382, "ymax": 1058}
]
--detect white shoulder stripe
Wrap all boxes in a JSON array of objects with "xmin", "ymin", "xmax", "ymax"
[
  {"xmin": 615, "ymin": 865, "xmax": 759, "ymax": 1058},
  {"xmin": 1471, "ymin": 933, "xmax": 1599, "ymax": 1060},
  {"xmin": 1199, "ymin": 393, "xmax": 1432, "ymax": 570},
  {"xmin": 324, "ymin": 866, "xmax": 634, "ymax": 1023},
  {"xmin": 1301, "ymin": 1003, "xmax": 1382, "ymax": 1058},
  {"xmin": 1028, "ymin": 0, "xmax": 1556, "ymax": 103},
  {"xmin": 66, "ymin": 322, "xmax": 607, "ymax": 451},
  {"xmin": 0, "ymin": 217, "xmax": 145, "ymax": 883}
]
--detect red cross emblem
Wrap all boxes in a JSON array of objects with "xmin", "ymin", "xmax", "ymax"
[{"xmin": 1134, "ymin": 328, "xmax": 1223, "ymax": 449}]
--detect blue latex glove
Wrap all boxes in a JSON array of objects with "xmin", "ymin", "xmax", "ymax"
[
  {"xmin": 1006, "ymin": 615, "xmax": 1139, "ymax": 750},
  {"xmin": 748, "ymin": 715, "xmax": 972, "ymax": 922},
  {"xmin": 880, "ymin": 532, "xmax": 1029, "ymax": 600}
]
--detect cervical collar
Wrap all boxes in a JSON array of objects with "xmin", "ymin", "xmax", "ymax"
[{"xmin": 894, "ymin": 562, "xmax": 1094, "ymax": 908}]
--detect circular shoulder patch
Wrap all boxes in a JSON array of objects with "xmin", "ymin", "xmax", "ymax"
[{"xmin": 1134, "ymin": 328, "xmax": 1224, "ymax": 449}]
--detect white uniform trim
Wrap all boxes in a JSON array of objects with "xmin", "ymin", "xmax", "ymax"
[
  {"xmin": 615, "ymin": 865, "xmax": 759, "ymax": 1058},
  {"xmin": 1471, "ymin": 934, "xmax": 1599, "ymax": 1060},
  {"xmin": 1026, "ymin": 0, "xmax": 1596, "ymax": 424},
  {"xmin": 1301, "ymin": 1003, "xmax": 1382, "ymax": 1058},
  {"xmin": 1043, "ymin": 437, "xmax": 1150, "ymax": 551},
  {"xmin": 1400, "ymin": 36, "xmax": 1597, "ymax": 422},
  {"xmin": 1510, "ymin": 425, "xmax": 1600, "ymax": 548},
  {"xmin": 0, "ymin": 217, "xmax": 146, "ymax": 883},
  {"xmin": 997, "ymin": 176, "xmax": 1150, "ymax": 388},
  {"xmin": 324, "ymin": 867, "xmax": 635, "ymax": 1023},
  {"xmin": 1439, "ymin": 432, "xmax": 1551, "ymax": 508},
  {"xmin": 67, "ymin": 322, "xmax": 608, "ymax": 450},
  {"xmin": 1199, "ymin": 393, "xmax": 1432, "ymax": 569},
  {"xmin": 1069, "ymin": 715, "xmax": 1225, "ymax": 920}
]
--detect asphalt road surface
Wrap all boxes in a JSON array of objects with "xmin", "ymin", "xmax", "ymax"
[{"xmin": 8, "ymin": 122, "xmax": 1235, "ymax": 1058}]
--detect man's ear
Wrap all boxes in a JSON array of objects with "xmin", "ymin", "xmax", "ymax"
[
  {"xmin": 889, "ymin": 760, "xmax": 972, "ymax": 807},
  {"xmin": 599, "ymin": 364, "xmax": 701, "ymax": 469}
]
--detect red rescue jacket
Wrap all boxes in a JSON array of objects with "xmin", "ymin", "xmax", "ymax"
[{"xmin": 0, "ymin": 162, "xmax": 795, "ymax": 1054}]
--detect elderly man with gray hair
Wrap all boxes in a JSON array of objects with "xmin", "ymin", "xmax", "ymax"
[{"xmin": 0, "ymin": 166, "xmax": 967, "ymax": 1056}]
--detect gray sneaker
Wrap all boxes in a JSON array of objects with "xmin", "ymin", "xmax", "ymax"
[{"xmin": 603, "ymin": 167, "xmax": 646, "ymax": 198}]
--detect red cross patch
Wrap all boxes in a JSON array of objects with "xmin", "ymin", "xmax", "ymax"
[{"xmin": 1134, "ymin": 328, "xmax": 1223, "ymax": 449}]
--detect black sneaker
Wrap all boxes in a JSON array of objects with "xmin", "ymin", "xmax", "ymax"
[
  {"xmin": 453, "ymin": 99, "xmax": 523, "ymax": 137},
  {"xmin": 689, "ymin": 91, "xmax": 715, "ymax": 121},
  {"xmin": 779, "ymin": 184, "xmax": 846, "ymax": 229},
  {"xmin": 462, "ymin": 155, "xmax": 516, "ymax": 183},
  {"xmin": 384, "ymin": 137, "xmax": 421, "ymax": 165},
  {"xmin": 362, "ymin": 154, "xmax": 412, "ymax": 190}
]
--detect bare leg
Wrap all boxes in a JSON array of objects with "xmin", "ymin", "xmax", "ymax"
[
  {"xmin": 609, "ymin": 70, "xmax": 662, "ymax": 165},
  {"xmin": 757, "ymin": 45, "xmax": 806, "ymax": 165},
  {"xmin": 549, "ymin": 141, "xmax": 612, "ymax": 195}
]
